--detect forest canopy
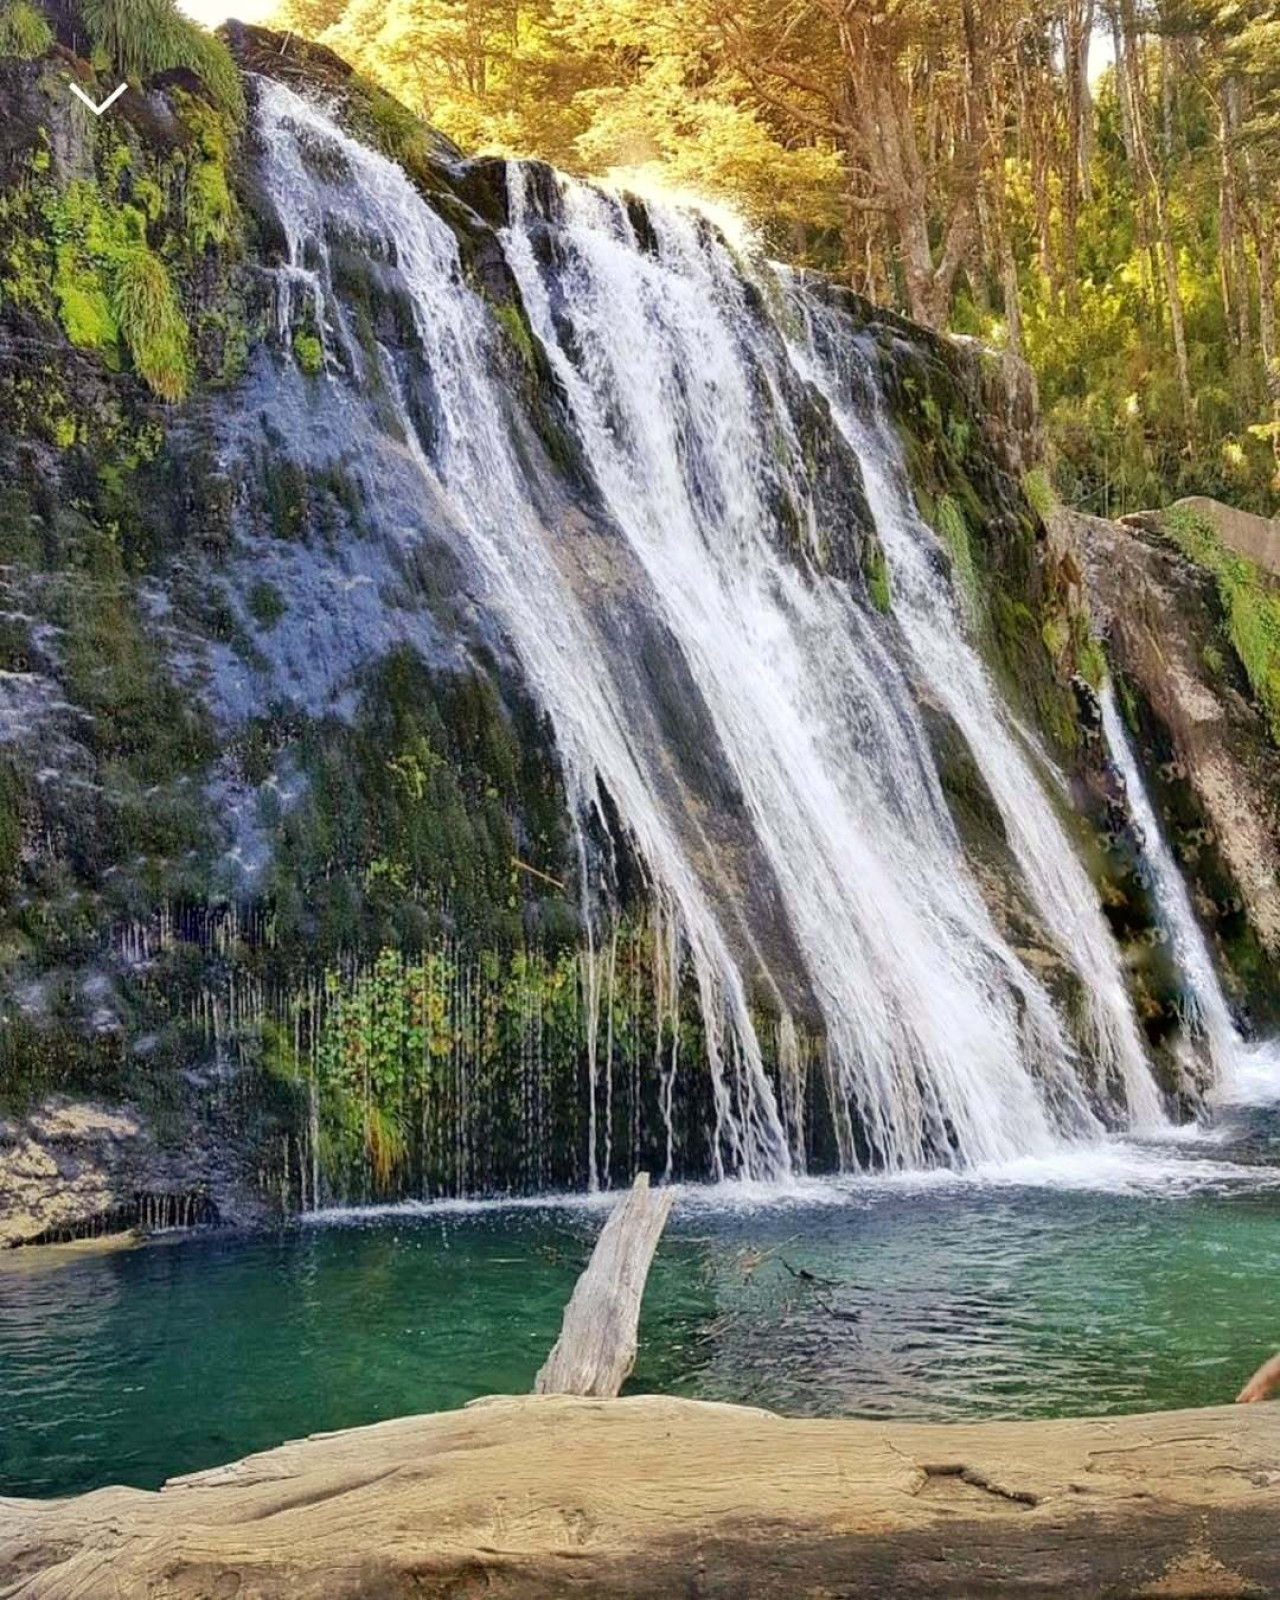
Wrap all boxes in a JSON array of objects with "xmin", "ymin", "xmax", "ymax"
[{"xmin": 272, "ymin": 0, "xmax": 1279, "ymax": 518}]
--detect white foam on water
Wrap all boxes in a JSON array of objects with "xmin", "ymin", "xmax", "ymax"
[
  {"xmin": 1215, "ymin": 1038, "xmax": 1280, "ymax": 1106},
  {"xmin": 303, "ymin": 1123, "xmax": 1280, "ymax": 1229}
]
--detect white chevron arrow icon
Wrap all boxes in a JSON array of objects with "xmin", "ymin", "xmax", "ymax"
[{"xmin": 69, "ymin": 82, "xmax": 128, "ymax": 116}]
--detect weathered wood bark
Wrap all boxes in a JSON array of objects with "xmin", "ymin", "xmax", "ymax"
[
  {"xmin": 5, "ymin": 1397, "xmax": 1278, "ymax": 1598},
  {"xmin": 534, "ymin": 1172, "xmax": 673, "ymax": 1398}
]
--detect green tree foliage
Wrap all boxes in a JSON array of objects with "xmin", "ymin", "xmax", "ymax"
[{"xmin": 284, "ymin": 0, "xmax": 1279, "ymax": 517}]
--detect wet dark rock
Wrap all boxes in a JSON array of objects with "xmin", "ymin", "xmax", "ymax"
[{"xmin": 1067, "ymin": 508, "xmax": 1280, "ymax": 1024}]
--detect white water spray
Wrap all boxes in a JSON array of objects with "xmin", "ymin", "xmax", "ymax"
[
  {"xmin": 786, "ymin": 309, "xmax": 1165, "ymax": 1131},
  {"xmin": 1098, "ymin": 682, "xmax": 1241, "ymax": 1089},
  {"xmin": 252, "ymin": 81, "xmax": 1169, "ymax": 1177}
]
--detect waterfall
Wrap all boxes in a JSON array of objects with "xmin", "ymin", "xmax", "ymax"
[
  {"xmin": 252, "ymin": 80, "xmax": 1167, "ymax": 1180},
  {"xmin": 787, "ymin": 307, "xmax": 1165, "ymax": 1131},
  {"xmin": 1098, "ymin": 684, "xmax": 1241, "ymax": 1087},
  {"xmin": 257, "ymin": 80, "xmax": 790, "ymax": 1185}
]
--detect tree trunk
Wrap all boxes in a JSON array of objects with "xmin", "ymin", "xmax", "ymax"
[
  {"xmin": 1256, "ymin": 223, "xmax": 1280, "ymax": 485},
  {"xmin": 1061, "ymin": 0, "xmax": 1094, "ymax": 316},
  {"xmin": 534, "ymin": 1173, "xmax": 673, "ymax": 1398},
  {"xmin": 1120, "ymin": 0, "xmax": 1193, "ymax": 444}
]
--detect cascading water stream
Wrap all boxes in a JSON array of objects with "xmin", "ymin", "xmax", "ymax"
[
  {"xmin": 256, "ymin": 79, "xmax": 790, "ymax": 1187},
  {"xmin": 1098, "ymin": 683, "xmax": 1241, "ymax": 1087},
  {"xmin": 785, "ymin": 306, "xmax": 1166, "ymax": 1132},
  {"xmin": 502, "ymin": 171, "xmax": 1119, "ymax": 1164},
  {"xmin": 253, "ymin": 79, "xmax": 1167, "ymax": 1179}
]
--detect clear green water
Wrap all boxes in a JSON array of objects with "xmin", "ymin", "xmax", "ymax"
[{"xmin": 4, "ymin": 1109, "xmax": 1280, "ymax": 1500}]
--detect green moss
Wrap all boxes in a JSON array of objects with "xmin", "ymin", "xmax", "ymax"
[
  {"xmin": 881, "ymin": 340, "xmax": 1084, "ymax": 761},
  {"xmin": 38, "ymin": 533, "xmax": 216, "ymax": 786},
  {"xmin": 186, "ymin": 155, "xmax": 233, "ymax": 250},
  {"xmin": 174, "ymin": 92, "xmax": 238, "ymax": 251},
  {"xmin": 1041, "ymin": 613, "xmax": 1070, "ymax": 659},
  {"xmin": 866, "ymin": 546, "xmax": 891, "ymax": 613},
  {"xmin": 1021, "ymin": 466, "xmax": 1058, "ymax": 519},
  {"xmin": 293, "ymin": 330, "xmax": 324, "ymax": 375},
  {"xmin": 0, "ymin": 0, "xmax": 52, "ymax": 58},
  {"xmin": 1164, "ymin": 507, "xmax": 1280, "ymax": 744},
  {"xmin": 44, "ymin": 180, "xmax": 190, "ymax": 399},
  {"xmin": 355, "ymin": 76, "xmax": 436, "ymax": 171},
  {"xmin": 0, "ymin": 185, "xmax": 54, "ymax": 317},
  {"xmin": 492, "ymin": 299, "xmax": 535, "ymax": 369},
  {"xmin": 268, "ymin": 647, "xmax": 572, "ymax": 961},
  {"xmin": 55, "ymin": 269, "xmax": 119, "ymax": 351},
  {"xmin": 1076, "ymin": 629, "xmax": 1107, "ymax": 690},
  {"xmin": 935, "ymin": 492, "xmax": 978, "ymax": 606},
  {"xmin": 262, "ymin": 453, "xmax": 308, "ymax": 538},
  {"xmin": 0, "ymin": 760, "xmax": 24, "ymax": 894}
]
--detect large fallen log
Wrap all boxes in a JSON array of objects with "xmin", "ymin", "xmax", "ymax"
[
  {"xmin": 534, "ymin": 1171, "xmax": 673, "ymax": 1397},
  {"xmin": 3, "ymin": 1395, "xmax": 1277, "ymax": 1597}
]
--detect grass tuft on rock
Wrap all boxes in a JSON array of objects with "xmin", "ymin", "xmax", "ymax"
[
  {"xmin": 78, "ymin": 0, "xmax": 244, "ymax": 119},
  {"xmin": 112, "ymin": 247, "xmax": 190, "ymax": 401},
  {"xmin": 0, "ymin": 0, "xmax": 52, "ymax": 57}
]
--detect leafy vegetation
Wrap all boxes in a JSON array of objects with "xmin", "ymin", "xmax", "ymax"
[
  {"xmin": 111, "ymin": 248, "xmax": 190, "ymax": 400},
  {"xmin": 293, "ymin": 330, "xmax": 324, "ymax": 374}
]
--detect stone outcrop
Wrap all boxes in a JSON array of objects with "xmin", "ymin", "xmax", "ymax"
[
  {"xmin": 0, "ymin": 1095, "xmax": 258, "ymax": 1247},
  {"xmin": 1124, "ymin": 496, "xmax": 1280, "ymax": 580},
  {"xmin": 1065, "ymin": 508, "xmax": 1280, "ymax": 1020},
  {"xmin": 3, "ymin": 1394, "xmax": 1277, "ymax": 1597}
]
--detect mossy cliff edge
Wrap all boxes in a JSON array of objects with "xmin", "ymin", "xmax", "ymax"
[{"xmin": 1, "ymin": 7, "xmax": 1276, "ymax": 1225}]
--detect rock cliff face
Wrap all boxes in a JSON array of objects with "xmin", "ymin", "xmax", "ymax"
[
  {"xmin": 2, "ymin": 9, "xmax": 1278, "ymax": 1222},
  {"xmin": 0, "ymin": 1093, "xmax": 256, "ymax": 1246},
  {"xmin": 1068, "ymin": 507, "xmax": 1280, "ymax": 1023}
]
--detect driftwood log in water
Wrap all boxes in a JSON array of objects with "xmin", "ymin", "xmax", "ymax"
[
  {"xmin": 3, "ymin": 1395, "xmax": 1278, "ymax": 1598},
  {"xmin": 534, "ymin": 1171, "xmax": 674, "ymax": 1397}
]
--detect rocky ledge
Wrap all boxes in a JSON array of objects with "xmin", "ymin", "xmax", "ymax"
[
  {"xmin": 0, "ymin": 1095, "xmax": 261, "ymax": 1247},
  {"xmin": 2, "ymin": 1394, "xmax": 1277, "ymax": 1597}
]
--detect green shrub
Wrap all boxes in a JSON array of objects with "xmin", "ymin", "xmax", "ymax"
[
  {"xmin": 0, "ymin": 0, "xmax": 52, "ymax": 57},
  {"xmin": 293, "ymin": 330, "xmax": 324, "ymax": 375},
  {"xmin": 112, "ymin": 247, "xmax": 190, "ymax": 400}
]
